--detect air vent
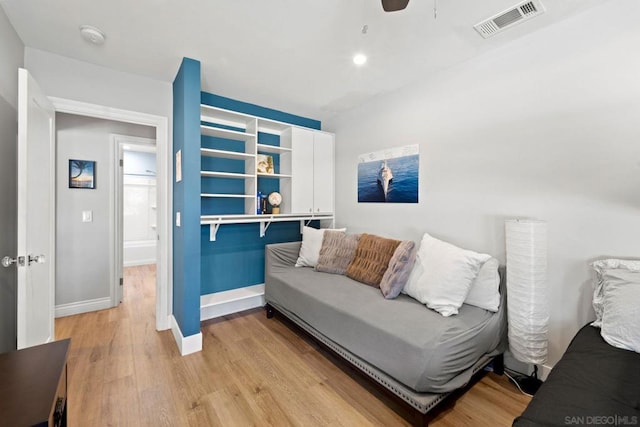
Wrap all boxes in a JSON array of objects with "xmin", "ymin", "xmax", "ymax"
[{"xmin": 474, "ymin": 0, "xmax": 545, "ymax": 38}]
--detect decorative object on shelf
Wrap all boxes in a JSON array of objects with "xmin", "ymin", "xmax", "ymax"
[
  {"xmin": 268, "ymin": 192, "xmax": 282, "ymax": 214},
  {"xmin": 505, "ymin": 218, "xmax": 548, "ymax": 395},
  {"xmin": 257, "ymin": 154, "xmax": 274, "ymax": 174},
  {"xmin": 357, "ymin": 144, "xmax": 419, "ymax": 203},
  {"xmin": 69, "ymin": 159, "xmax": 96, "ymax": 189}
]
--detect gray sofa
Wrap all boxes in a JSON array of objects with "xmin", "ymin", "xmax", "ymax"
[{"xmin": 264, "ymin": 241, "xmax": 507, "ymax": 424}]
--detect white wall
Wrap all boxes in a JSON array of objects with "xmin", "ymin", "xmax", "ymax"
[
  {"xmin": 56, "ymin": 113, "xmax": 155, "ymax": 310},
  {"xmin": 0, "ymin": 7, "xmax": 24, "ymax": 110},
  {"xmin": 0, "ymin": 7, "xmax": 24, "ymax": 352},
  {"xmin": 24, "ymin": 48, "xmax": 172, "ymax": 118},
  {"xmin": 326, "ymin": 0, "xmax": 640, "ymax": 373}
]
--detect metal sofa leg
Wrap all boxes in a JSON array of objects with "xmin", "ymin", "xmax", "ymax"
[
  {"xmin": 265, "ymin": 303, "xmax": 274, "ymax": 319},
  {"xmin": 493, "ymin": 353, "xmax": 505, "ymax": 376}
]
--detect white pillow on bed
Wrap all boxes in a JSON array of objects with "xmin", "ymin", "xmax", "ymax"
[
  {"xmin": 295, "ymin": 226, "xmax": 346, "ymax": 268},
  {"xmin": 464, "ymin": 257, "xmax": 500, "ymax": 312},
  {"xmin": 403, "ymin": 233, "xmax": 491, "ymax": 317},
  {"xmin": 596, "ymin": 265, "xmax": 640, "ymax": 353},
  {"xmin": 591, "ymin": 259, "xmax": 640, "ymax": 327}
]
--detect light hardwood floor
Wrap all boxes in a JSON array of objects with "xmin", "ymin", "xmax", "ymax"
[{"xmin": 55, "ymin": 265, "xmax": 530, "ymax": 426}]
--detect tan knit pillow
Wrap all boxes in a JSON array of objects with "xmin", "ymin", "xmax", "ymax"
[
  {"xmin": 346, "ymin": 234, "xmax": 401, "ymax": 287},
  {"xmin": 316, "ymin": 231, "xmax": 361, "ymax": 275}
]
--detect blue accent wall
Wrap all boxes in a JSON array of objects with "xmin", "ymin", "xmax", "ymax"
[
  {"xmin": 200, "ymin": 91, "xmax": 321, "ymax": 295},
  {"xmin": 201, "ymin": 92, "xmax": 321, "ymax": 130},
  {"xmin": 172, "ymin": 58, "xmax": 202, "ymax": 337}
]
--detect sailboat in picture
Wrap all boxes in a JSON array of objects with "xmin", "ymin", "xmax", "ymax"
[{"xmin": 377, "ymin": 160, "xmax": 393, "ymax": 199}]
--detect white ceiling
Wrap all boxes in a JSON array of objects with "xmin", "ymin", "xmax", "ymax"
[{"xmin": 1, "ymin": 0, "xmax": 610, "ymax": 121}]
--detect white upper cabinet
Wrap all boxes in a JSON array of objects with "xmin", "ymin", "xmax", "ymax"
[
  {"xmin": 282, "ymin": 127, "xmax": 335, "ymax": 214},
  {"xmin": 312, "ymin": 132, "xmax": 334, "ymax": 213}
]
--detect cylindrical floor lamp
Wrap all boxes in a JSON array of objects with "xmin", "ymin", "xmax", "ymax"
[{"xmin": 505, "ymin": 218, "xmax": 548, "ymax": 394}]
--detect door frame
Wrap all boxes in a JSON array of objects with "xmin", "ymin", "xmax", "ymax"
[
  {"xmin": 112, "ymin": 135, "xmax": 157, "ymax": 307},
  {"xmin": 51, "ymin": 97, "xmax": 171, "ymax": 331}
]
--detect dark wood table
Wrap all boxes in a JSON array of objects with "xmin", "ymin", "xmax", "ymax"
[{"xmin": 0, "ymin": 339, "xmax": 70, "ymax": 426}]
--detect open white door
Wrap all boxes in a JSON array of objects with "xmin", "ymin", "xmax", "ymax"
[{"xmin": 14, "ymin": 68, "xmax": 55, "ymax": 349}]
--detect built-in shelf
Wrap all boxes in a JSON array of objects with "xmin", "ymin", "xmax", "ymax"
[
  {"xmin": 201, "ymin": 171, "xmax": 255, "ymax": 179},
  {"xmin": 200, "ymin": 124, "xmax": 255, "ymax": 141},
  {"xmin": 200, "ymin": 148, "xmax": 255, "ymax": 160},
  {"xmin": 257, "ymin": 173, "xmax": 292, "ymax": 179},
  {"xmin": 201, "ymin": 193, "xmax": 254, "ymax": 199},
  {"xmin": 201, "ymin": 104, "xmax": 298, "ymax": 136},
  {"xmin": 201, "ymin": 213, "xmax": 334, "ymax": 241},
  {"xmin": 257, "ymin": 143, "xmax": 292, "ymax": 154},
  {"xmin": 201, "ymin": 104, "xmax": 255, "ymax": 130}
]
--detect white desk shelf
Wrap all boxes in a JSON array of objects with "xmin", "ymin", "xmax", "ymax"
[{"xmin": 201, "ymin": 213, "xmax": 334, "ymax": 241}]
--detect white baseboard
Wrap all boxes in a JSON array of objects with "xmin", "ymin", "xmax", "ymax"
[
  {"xmin": 123, "ymin": 240, "xmax": 156, "ymax": 267},
  {"xmin": 55, "ymin": 297, "xmax": 113, "ymax": 318},
  {"xmin": 123, "ymin": 258, "xmax": 156, "ymax": 267},
  {"xmin": 539, "ymin": 364, "xmax": 552, "ymax": 380},
  {"xmin": 170, "ymin": 315, "xmax": 202, "ymax": 356},
  {"xmin": 504, "ymin": 350, "xmax": 553, "ymax": 381},
  {"xmin": 200, "ymin": 284, "xmax": 265, "ymax": 322}
]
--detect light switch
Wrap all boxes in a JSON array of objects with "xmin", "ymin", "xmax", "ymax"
[
  {"xmin": 82, "ymin": 210, "xmax": 93, "ymax": 222},
  {"xmin": 176, "ymin": 211, "xmax": 181, "ymax": 227}
]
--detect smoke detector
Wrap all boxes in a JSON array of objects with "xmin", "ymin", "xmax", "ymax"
[
  {"xmin": 80, "ymin": 25, "xmax": 106, "ymax": 45},
  {"xmin": 474, "ymin": 0, "xmax": 545, "ymax": 38}
]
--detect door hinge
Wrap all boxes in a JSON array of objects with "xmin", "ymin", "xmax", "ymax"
[
  {"xmin": 120, "ymin": 277, "xmax": 123, "ymax": 286},
  {"xmin": 119, "ymin": 159, "xmax": 123, "ymax": 167}
]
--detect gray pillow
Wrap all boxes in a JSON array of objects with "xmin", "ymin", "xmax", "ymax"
[
  {"xmin": 380, "ymin": 240, "xmax": 416, "ymax": 299},
  {"xmin": 315, "ymin": 231, "xmax": 360, "ymax": 275}
]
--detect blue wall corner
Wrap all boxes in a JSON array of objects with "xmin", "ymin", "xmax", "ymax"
[{"xmin": 173, "ymin": 57, "xmax": 202, "ymax": 337}]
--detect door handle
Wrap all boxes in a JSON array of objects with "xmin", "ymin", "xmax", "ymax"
[{"xmin": 2, "ymin": 256, "xmax": 25, "ymax": 267}]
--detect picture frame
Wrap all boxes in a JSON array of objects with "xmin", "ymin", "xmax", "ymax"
[
  {"xmin": 69, "ymin": 159, "xmax": 96, "ymax": 189},
  {"xmin": 257, "ymin": 154, "xmax": 275, "ymax": 174}
]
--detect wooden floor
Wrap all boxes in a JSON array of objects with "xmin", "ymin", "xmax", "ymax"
[{"xmin": 55, "ymin": 265, "xmax": 530, "ymax": 426}]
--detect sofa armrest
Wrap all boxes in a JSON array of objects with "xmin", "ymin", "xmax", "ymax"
[{"xmin": 265, "ymin": 241, "xmax": 301, "ymax": 276}]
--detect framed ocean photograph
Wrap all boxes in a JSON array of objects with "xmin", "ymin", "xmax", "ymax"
[
  {"xmin": 69, "ymin": 159, "xmax": 96, "ymax": 189},
  {"xmin": 357, "ymin": 144, "xmax": 419, "ymax": 203}
]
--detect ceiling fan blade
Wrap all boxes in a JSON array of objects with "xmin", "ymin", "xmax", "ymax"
[{"xmin": 382, "ymin": 0, "xmax": 410, "ymax": 12}]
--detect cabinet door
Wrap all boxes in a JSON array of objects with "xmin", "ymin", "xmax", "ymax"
[
  {"xmin": 290, "ymin": 128, "xmax": 314, "ymax": 213},
  {"xmin": 312, "ymin": 132, "xmax": 334, "ymax": 213}
]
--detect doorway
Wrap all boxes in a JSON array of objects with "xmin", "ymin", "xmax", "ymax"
[
  {"xmin": 114, "ymin": 136, "xmax": 157, "ymax": 306},
  {"xmin": 52, "ymin": 97, "xmax": 171, "ymax": 332}
]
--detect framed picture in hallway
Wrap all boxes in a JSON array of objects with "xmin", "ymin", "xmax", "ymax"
[{"xmin": 69, "ymin": 159, "xmax": 96, "ymax": 189}]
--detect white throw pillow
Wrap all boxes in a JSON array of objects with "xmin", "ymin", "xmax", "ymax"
[
  {"xmin": 295, "ymin": 226, "xmax": 346, "ymax": 268},
  {"xmin": 464, "ymin": 258, "xmax": 500, "ymax": 312},
  {"xmin": 598, "ymin": 267, "xmax": 640, "ymax": 353},
  {"xmin": 403, "ymin": 233, "xmax": 491, "ymax": 316},
  {"xmin": 591, "ymin": 259, "xmax": 640, "ymax": 327}
]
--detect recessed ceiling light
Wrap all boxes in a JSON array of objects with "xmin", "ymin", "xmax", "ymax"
[
  {"xmin": 353, "ymin": 53, "xmax": 367, "ymax": 66},
  {"xmin": 80, "ymin": 25, "xmax": 106, "ymax": 45}
]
